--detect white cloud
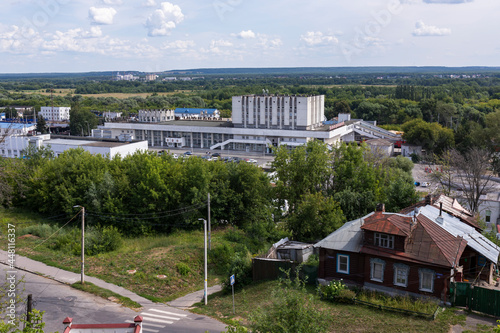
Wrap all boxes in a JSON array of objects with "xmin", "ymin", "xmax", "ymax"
[
  {"xmin": 234, "ymin": 30, "xmax": 256, "ymax": 39},
  {"xmin": 89, "ymin": 7, "xmax": 117, "ymax": 25},
  {"xmin": 257, "ymin": 35, "xmax": 282, "ymax": 49},
  {"xmin": 162, "ymin": 39, "xmax": 195, "ymax": 51},
  {"xmin": 423, "ymin": 0, "xmax": 472, "ymax": 3},
  {"xmin": 300, "ymin": 31, "xmax": 338, "ymax": 47},
  {"xmin": 101, "ymin": 0, "xmax": 123, "ymax": 5},
  {"xmin": 145, "ymin": 2, "xmax": 184, "ymax": 37},
  {"xmin": 412, "ymin": 20, "xmax": 451, "ymax": 36},
  {"xmin": 201, "ymin": 39, "xmax": 233, "ymax": 55},
  {"xmin": 143, "ymin": 0, "xmax": 157, "ymax": 7}
]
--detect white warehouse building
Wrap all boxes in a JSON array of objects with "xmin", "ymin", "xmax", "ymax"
[
  {"xmin": 40, "ymin": 106, "xmax": 71, "ymax": 121},
  {"xmin": 0, "ymin": 134, "xmax": 148, "ymax": 159},
  {"xmin": 93, "ymin": 94, "xmax": 401, "ymax": 153}
]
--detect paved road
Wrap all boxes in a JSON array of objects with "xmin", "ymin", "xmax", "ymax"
[{"xmin": 0, "ymin": 253, "xmax": 227, "ymax": 333}]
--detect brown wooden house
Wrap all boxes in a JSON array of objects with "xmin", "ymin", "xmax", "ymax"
[{"xmin": 315, "ymin": 201, "xmax": 500, "ymax": 300}]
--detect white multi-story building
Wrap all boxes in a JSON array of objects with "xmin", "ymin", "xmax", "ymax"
[
  {"xmin": 40, "ymin": 106, "xmax": 71, "ymax": 121},
  {"xmin": 232, "ymin": 95, "xmax": 324, "ymax": 130},
  {"xmin": 93, "ymin": 95, "xmax": 401, "ymax": 152}
]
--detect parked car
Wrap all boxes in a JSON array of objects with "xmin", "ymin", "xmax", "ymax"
[
  {"xmin": 212, "ymin": 152, "xmax": 221, "ymax": 159},
  {"xmin": 183, "ymin": 151, "xmax": 193, "ymax": 156},
  {"xmin": 414, "ymin": 181, "xmax": 420, "ymax": 186},
  {"xmin": 172, "ymin": 153, "xmax": 178, "ymax": 159},
  {"xmin": 247, "ymin": 158, "xmax": 258, "ymax": 164},
  {"xmin": 421, "ymin": 182, "xmax": 430, "ymax": 187}
]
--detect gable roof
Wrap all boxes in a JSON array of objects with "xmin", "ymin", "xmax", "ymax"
[
  {"xmin": 361, "ymin": 212, "xmax": 412, "ymax": 236},
  {"xmin": 417, "ymin": 205, "xmax": 500, "ymax": 264}
]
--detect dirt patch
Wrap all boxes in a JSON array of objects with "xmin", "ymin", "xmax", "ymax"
[{"xmin": 18, "ymin": 234, "xmax": 40, "ymax": 240}]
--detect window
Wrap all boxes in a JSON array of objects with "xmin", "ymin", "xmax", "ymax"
[
  {"xmin": 485, "ymin": 210, "xmax": 491, "ymax": 223},
  {"xmin": 393, "ymin": 263, "xmax": 409, "ymax": 287},
  {"xmin": 419, "ymin": 268, "xmax": 435, "ymax": 292},
  {"xmin": 336, "ymin": 254, "xmax": 349, "ymax": 274},
  {"xmin": 374, "ymin": 233, "xmax": 394, "ymax": 249},
  {"xmin": 370, "ymin": 258, "xmax": 385, "ymax": 282}
]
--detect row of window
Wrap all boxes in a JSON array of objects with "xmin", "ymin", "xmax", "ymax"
[{"xmin": 336, "ymin": 254, "xmax": 435, "ymax": 292}]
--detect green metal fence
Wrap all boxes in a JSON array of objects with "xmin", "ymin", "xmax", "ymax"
[{"xmin": 450, "ymin": 282, "xmax": 500, "ymax": 317}]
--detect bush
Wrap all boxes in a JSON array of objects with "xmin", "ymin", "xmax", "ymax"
[
  {"xmin": 337, "ymin": 289, "xmax": 356, "ymax": 304},
  {"xmin": 210, "ymin": 243, "xmax": 235, "ymax": 275},
  {"xmin": 176, "ymin": 262, "xmax": 191, "ymax": 276},
  {"xmin": 85, "ymin": 226, "xmax": 123, "ymax": 256},
  {"xmin": 305, "ymin": 253, "xmax": 319, "ymax": 267},
  {"xmin": 319, "ymin": 279, "xmax": 347, "ymax": 301},
  {"xmin": 20, "ymin": 224, "xmax": 58, "ymax": 238},
  {"xmin": 222, "ymin": 252, "xmax": 252, "ymax": 293}
]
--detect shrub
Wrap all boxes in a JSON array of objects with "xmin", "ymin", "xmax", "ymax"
[
  {"xmin": 319, "ymin": 279, "xmax": 347, "ymax": 301},
  {"xmin": 222, "ymin": 252, "xmax": 252, "ymax": 293},
  {"xmin": 176, "ymin": 262, "xmax": 191, "ymax": 276},
  {"xmin": 210, "ymin": 243, "xmax": 235, "ymax": 275},
  {"xmin": 337, "ymin": 289, "xmax": 356, "ymax": 304},
  {"xmin": 85, "ymin": 226, "xmax": 123, "ymax": 256},
  {"xmin": 20, "ymin": 224, "xmax": 57, "ymax": 238},
  {"xmin": 305, "ymin": 253, "xmax": 319, "ymax": 266}
]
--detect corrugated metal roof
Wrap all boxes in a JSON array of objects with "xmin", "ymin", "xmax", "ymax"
[
  {"xmin": 418, "ymin": 205, "xmax": 500, "ymax": 264},
  {"xmin": 314, "ymin": 213, "xmax": 373, "ymax": 252},
  {"xmin": 175, "ymin": 108, "xmax": 218, "ymax": 115}
]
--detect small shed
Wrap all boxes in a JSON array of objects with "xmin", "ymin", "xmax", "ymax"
[
  {"xmin": 401, "ymin": 143, "xmax": 422, "ymax": 159},
  {"xmin": 366, "ymin": 138, "xmax": 394, "ymax": 157},
  {"xmin": 265, "ymin": 238, "xmax": 314, "ymax": 263}
]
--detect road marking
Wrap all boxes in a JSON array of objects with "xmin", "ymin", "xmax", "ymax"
[
  {"xmin": 149, "ymin": 308, "xmax": 188, "ymax": 317},
  {"xmin": 142, "ymin": 312, "xmax": 181, "ymax": 321},
  {"xmin": 142, "ymin": 328, "xmax": 159, "ymax": 333},
  {"xmin": 125, "ymin": 321, "xmax": 164, "ymax": 328},
  {"xmin": 141, "ymin": 316, "xmax": 174, "ymax": 325}
]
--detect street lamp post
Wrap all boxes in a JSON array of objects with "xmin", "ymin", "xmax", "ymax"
[
  {"xmin": 73, "ymin": 205, "xmax": 85, "ymax": 284},
  {"xmin": 198, "ymin": 218, "xmax": 207, "ymax": 305}
]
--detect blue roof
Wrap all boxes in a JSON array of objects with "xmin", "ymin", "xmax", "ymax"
[
  {"xmin": 0, "ymin": 122, "xmax": 36, "ymax": 129},
  {"xmin": 175, "ymin": 108, "xmax": 218, "ymax": 115}
]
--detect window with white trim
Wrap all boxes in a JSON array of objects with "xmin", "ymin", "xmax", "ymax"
[
  {"xmin": 393, "ymin": 263, "xmax": 409, "ymax": 287},
  {"xmin": 419, "ymin": 268, "xmax": 435, "ymax": 292},
  {"xmin": 374, "ymin": 233, "xmax": 394, "ymax": 249},
  {"xmin": 370, "ymin": 258, "xmax": 385, "ymax": 282},
  {"xmin": 337, "ymin": 254, "xmax": 349, "ymax": 274}
]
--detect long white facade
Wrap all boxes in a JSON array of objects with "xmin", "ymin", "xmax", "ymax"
[
  {"xmin": 40, "ymin": 106, "xmax": 71, "ymax": 121},
  {"xmin": 0, "ymin": 134, "xmax": 148, "ymax": 159},
  {"xmin": 232, "ymin": 95, "xmax": 324, "ymax": 130}
]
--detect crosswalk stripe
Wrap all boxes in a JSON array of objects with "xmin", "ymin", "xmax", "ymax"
[
  {"xmin": 141, "ymin": 312, "xmax": 181, "ymax": 321},
  {"xmin": 125, "ymin": 320, "xmax": 165, "ymax": 328},
  {"xmin": 141, "ymin": 316, "xmax": 174, "ymax": 325},
  {"xmin": 142, "ymin": 328, "xmax": 159, "ymax": 333},
  {"xmin": 149, "ymin": 309, "xmax": 188, "ymax": 317}
]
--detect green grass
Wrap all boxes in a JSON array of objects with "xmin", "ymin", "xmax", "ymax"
[
  {"xmin": 1, "ymin": 207, "xmax": 241, "ymax": 303},
  {"xmin": 71, "ymin": 282, "xmax": 142, "ymax": 309},
  {"xmin": 191, "ymin": 280, "xmax": 467, "ymax": 332}
]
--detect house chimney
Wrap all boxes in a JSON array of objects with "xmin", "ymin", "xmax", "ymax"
[
  {"xmin": 376, "ymin": 203, "xmax": 385, "ymax": 212},
  {"xmin": 439, "ymin": 202, "xmax": 443, "ymax": 217}
]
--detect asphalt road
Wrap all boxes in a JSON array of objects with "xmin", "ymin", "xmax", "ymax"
[{"xmin": 0, "ymin": 264, "xmax": 226, "ymax": 333}]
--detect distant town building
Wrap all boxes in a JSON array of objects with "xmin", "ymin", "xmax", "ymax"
[
  {"xmin": 175, "ymin": 108, "xmax": 220, "ymax": 120},
  {"xmin": 0, "ymin": 122, "xmax": 36, "ymax": 137},
  {"xmin": 114, "ymin": 72, "xmax": 139, "ymax": 81},
  {"xmin": 40, "ymin": 106, "xmax": 71, "ymax": 121},
  {"xmin": 145, "ymin": 74, "xmax": 158, "ymax": 81},
  {"xmin": 103, "ymin": 111, "xmax": 123, "ymax": 120},
  {"xmin": 138, "ymin": 109, "xmax": 175, "ymax": 122}
]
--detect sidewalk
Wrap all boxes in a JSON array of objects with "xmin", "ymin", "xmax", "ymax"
[{"xmin": 0, "ymin": 250, "xmax": 221, "ymax": 309}]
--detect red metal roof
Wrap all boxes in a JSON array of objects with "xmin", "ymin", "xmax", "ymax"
[
  {"xmin": 361, "ymin": 212, "xmax": 412, "ymax": 236},
  {"xmin": 360, "ymin": 211, "xmax": 467, "ymax": 268}
]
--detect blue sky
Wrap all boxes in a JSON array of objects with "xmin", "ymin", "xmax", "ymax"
[{"xmin": 0, "ymin": 0, "xmax": 498, "ymax": 73}]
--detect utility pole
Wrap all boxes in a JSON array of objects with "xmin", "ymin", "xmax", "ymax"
[
  {"xmin": 73, "ymin": 205, "xmax": 85, "ymax": 284},
  {"xmin": 199, "ymin": 218, "xmax": 208, "ymax": 305},
  {"xmin": 26, "ymin": 294, "xmax": 33, "ymax": 329},
  {"xmin": 208, "ymin": 193, "xmax": 211, "ymax": 250}
]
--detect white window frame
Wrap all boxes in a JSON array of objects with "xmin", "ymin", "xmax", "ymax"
[
  {"xmin": 374, "ymin": 233, "xmax": 394, "ymax": 249},
  {"xmin": 485, "ymin": 210, "xmax": 491, "ymax": 223},
  {"xmin": 419, "ymin": 268, "xmax": 435, "ymax": 292},
  {"xmin": 393, "ymin": 263, "xmax": 409, "ymax": 287},
  {"xmin": 336, "ymin": 254, "xmax": 350, "ymax": 274},
  {"xmin": 370, "ymin": 258, "xmax": 385, "ymax": 282}
]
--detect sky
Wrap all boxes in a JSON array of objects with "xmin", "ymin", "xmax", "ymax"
[{"xmin": 0, "ymin": 0, "xmax": 499, "ymax": 73}]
